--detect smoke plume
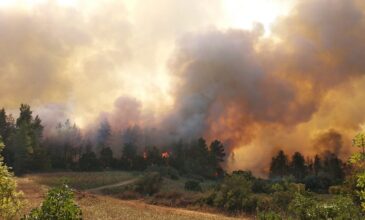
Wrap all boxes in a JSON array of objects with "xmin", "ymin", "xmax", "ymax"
[{"xmin": 1, "ymin": 0, "xmax": 365, "ymax": 175}]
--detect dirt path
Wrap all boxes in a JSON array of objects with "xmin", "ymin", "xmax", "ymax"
[{"xmin": 86, "ymin": 177, "xmax": 139, "ymax": 193}]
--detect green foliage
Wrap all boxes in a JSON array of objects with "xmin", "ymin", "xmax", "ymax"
[
  {"xmin": 350, "ymin": 132, "xmax": 365, "ymax": 211},
  {"xmin": 209, "ymin": 140, "xmax": 226, "ymax": 171},
  {"xmin": 353, "ymin": 133, "xmax": 365, "ymax": 154},
  {"xmin": 257, "ymin": 211, "xmax": 283, "ymax": 220},
  {"xmin": 288, "ymin": 193, "xmax": 362, "ymax": 220},
  {"xmin": 146, "ymin": 165, "xmax": 179, "ymax": 180},
  {"xmin": 328, "ymin": 185, "xmax": 343, "ymax": 195},
  {"xmin": 134, "ymin": 172, "xmax": 163, "ymax": 195},
  {"xmin": 0, "ymin": 138, "xmax": 23, "ymax": 220},
  {"xmin": 23, "ymin": 184, "xmax": 82, "ymax": 220},
  {"xmin": 99, "ymin": 147, "xmax": 113, "ymax": 168},
  {"xmin": 184, "ymin": 180, "xmax": 202, "ymax": 192},
  {"xmin": 209, "ymin": 173, "xmax": 255, "ymax": 212},
  {"xmin": 290, "ymin": 152, "xmax": 306, "ymax": 181},
  {"xmin": 269, "ymin": 150, "xmax": 289, "ymax": 179},
  {"xmin": 79, "ymin": 151, "xmax": 100, "ymax": 171},
  {"xmin": 304, "ymin": 175, "xmax": 331, "ymax": 193},
  {"xmin": 121, "ymin": 142, "xmax": 137, "ymax": 170}
]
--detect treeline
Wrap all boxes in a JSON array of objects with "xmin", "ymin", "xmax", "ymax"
[
  {"xmin": 269, "ymin": 150, "xmax": 345, "ymax": 192},
  {"xmin": 0, "ymin": 104, "xmax": 226, "ymax": 178}
]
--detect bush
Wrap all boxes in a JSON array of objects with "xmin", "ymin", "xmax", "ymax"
[
  {"xmin": 257, "ymin": 211, "xmax": 283, "ymax": 220},
  {"xmin": 146, "ymin": 165, "xmax": 179, "ymax": 180},
  {"xmin": 0, "ymin": 140, "xmax": 23, "ymax": 220},
  {"xmin": 328, "ymin": 185, "xmax": 343, "ymax": 195},
  {"xmin": 23, "ymin": 184, "xmax": 82, "ymax": 220},
  {"xmin": 184, "ymin": 180, "xmax": 202, "ymax": 192},
  {"xmin": 134, "ymin": 172, "xmax": 162, "ymax": 195},
  {"xmin": 210, "ymin": 174, "xmax": 254, "ymax": 212},
  {"xmin": 272, "ymin": 191, "xmax": 294, "ymax": 211},
  {"xmin": 304, "ymin": 175, "xmax": 331, "ymax": 193},
  {"xmin": 252, "ymin": 178, "xmax": 271, "ymax": 193},
  {"xmin": 288, "ymin": 193, "xmax": 362, "ymax": 220}
]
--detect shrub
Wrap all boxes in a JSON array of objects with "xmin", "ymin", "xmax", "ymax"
[
  {"xmin": 288, "ymin": 193, "xmax": 317, "ymax": 219},
  {"xmin": 184, "ymin": 180, "xmax": 202, "ymax": 192},
  {"xmin": 328, "ymin": 185, "xmax": 343, "ymax": 195},
  {"xmin": 23, "ymin": 184, "xmax": 82, "ymax": 220},
  {"xmin": 0, "ymin": 140, "xmax": 23, "ymax": 220},
  {"xmin": 288, "ymin": 193, "xmax": 362, "ymax": 220},
  {"xmin": 304, "ymin": 175, "xmax": 331, "ymax": 193},
  {"xmin": 146, "ymin": 165, "xmax": 179, "ymax": 180},
  {"xmin": 272, "ymin": 191, "xmax": 294, "ymax": 211},
  {"xmin": 252, "ymin": 178, "xmax": 271, "ymax": 193},
  {"xmin": 255, "ymin": 195, "xmax": 274, "ymax": 212},
  {"xmin": 210, "ymin": 174, "xmax": 254, "ymax": 212},
  {"xmin": 257, "ymin": 211, "xmax": 283, "ymax": 220},
  {"xmin": 134, "ymin": 172, "xmax": 162, "ymax": 195}
]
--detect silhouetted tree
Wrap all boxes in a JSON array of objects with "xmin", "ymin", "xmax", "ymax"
[
  {"xmin": 322, "ymin": 153, "xmax": 344, "ymax": 184},
  {"xmin": 145, "ymin": 146, "xmax": 162, "ymax": 165},
  {"xmin": 0, "ymin": 109, "xmax": 15, "ymax": 166},
  {"xmin": 99, "ymin": 147, "xmax": 113, "ymax": 169},
  {"xmin": 210, "ymin": 140, "xmax": 226, "ymax": 163},
  {"xmin": 290, "ymin": 152, "xmax": 306, "ymax": 181},
  {"xmin": 269, "ymin": 150, "xmax": 289, "ymax": 179},
  {"xmin": 121, "ymin": 142, "xmax": 137, "ymax": 170},
  {"xmin": 313, "ymin": 155, "xmax": 321, "ymax": 176},
  {"xmin": 96, "ymin": 120, "xmax": 111, "ymax": 152}
]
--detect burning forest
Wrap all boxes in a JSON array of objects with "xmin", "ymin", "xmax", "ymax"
[{"xmin": 2, "ymin": 0, "xmax": 365, "ymax": 219}]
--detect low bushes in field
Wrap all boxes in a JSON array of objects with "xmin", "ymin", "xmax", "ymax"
[
  {"xmin": 206, "ymin": 173, "xmax": 256, "ymax": 212},
  {"xmin": 134, "ymin": 172, "xmax": 163, "ymax": 195},
  {"xmin": 288, "ymin": 193, "xmax": 362, "ymax": 220},
  {"xmin": 146, "ymin": 165, "xmax": 180, "ymax": 180},
  {"xmin": 23, "ymin": 184, "xmax": 82, "ymax": 220},
  {"xmin": 184, "ymin": 180, "xmax": 202, "ymax": 192}
]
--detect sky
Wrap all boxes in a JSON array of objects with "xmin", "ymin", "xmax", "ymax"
[{"xmin": 1, "ymin": 0, "xmax": 365, "ymax": 174}]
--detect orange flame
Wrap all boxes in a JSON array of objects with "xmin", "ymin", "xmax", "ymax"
[{"xmin": 161, "ymin": 151, "xmax": 169, "ymax": 159}]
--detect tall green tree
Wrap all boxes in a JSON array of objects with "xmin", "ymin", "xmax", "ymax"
[
  {"xmin": 290, "ymin": 152, "xmax": 306, "ymax": 181},
  {"xmin": 12, "ymin": 104, "xmax": 49, "ymax": 174},
  {"xmin": 210, "ymin": 140, "xmax": 226, "ymax": 163},
  {"xmin": 269, "ymin": 150, "xmax": 289, "ymax": 179},
  {"xmin": 313, "ymin": 155, "xmax": 322, "ymax": 176},
  {"xmin": 96, "ymin": 120, "xmax": 111, "ymax": 152},
  {"xmin": 0, "ymin": 109, "xmax": 15, "ymax": 166},
  {"xmin": 0, "ymin": 136, "xmax": 23, "ymax": 219},
  {"xmin": 99, "ymin": 147, "xmax": 113, "ymax": 168},
  {"xmin": 121, "ymin": 142, "xmax": 137, "ymax": 170}
]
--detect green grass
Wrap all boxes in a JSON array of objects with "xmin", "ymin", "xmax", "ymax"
[{"xmin": 26, "ymin": 171, "xmax": 139, "ymax": 190}]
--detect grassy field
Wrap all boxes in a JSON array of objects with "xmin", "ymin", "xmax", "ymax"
[
  {"xmin": 16, "ymin": 172, "xmax": 251, "ymax": 220},
  {"xmin": 26, "ymin": 171, "xmax": 140, "ymax": 190}
]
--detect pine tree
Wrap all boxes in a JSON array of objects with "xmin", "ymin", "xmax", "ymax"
[
  {"xmin": 313, "ymin": 155, "xmax": 322, "ymax": 176},
  {"xmin": 99, "ymin": 147, "xmax": 113, "ymax": 168},
  {"xmin": 210, "ymin": 140, "xmax": 226, "ymax": 163},
  {"xmin": 290, "ymin": 152, "xmax": 306, "ymax": 181},
  {"xmin": 96, "ymin": 120, "xmax": 111, "ymax": 152},
  {"xmin": 269, "ymin": 150, "xmax": 289, "ymax": 179}
]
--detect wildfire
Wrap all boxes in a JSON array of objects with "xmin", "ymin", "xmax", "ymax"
[
  {"xmin": 161, "ymin": 151, "xmax": 169, "ymax": 159},
  {"xmin": 143, "ymin": 151, "xmax": 147, "ymax": 160}
]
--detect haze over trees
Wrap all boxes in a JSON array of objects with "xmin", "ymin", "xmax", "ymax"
[{"xmin": 0, "ymin": 104, "xmax": 228, "ymax": 179}]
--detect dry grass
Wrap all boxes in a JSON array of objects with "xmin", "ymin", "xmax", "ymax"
[
  {"xmin": 16, "ymin": 174, "xmax": 251, "ymax": 220},
  {"xmin": 26, "ymin": 171, "xmax": 139, "ymax": 190}
]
